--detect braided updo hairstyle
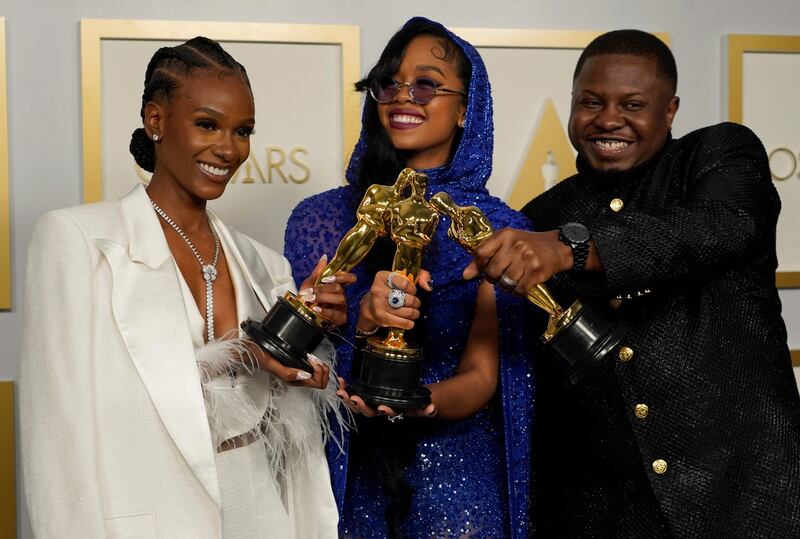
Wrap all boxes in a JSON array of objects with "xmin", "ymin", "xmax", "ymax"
[{"xmin": 129, "ymin": 36, "xmax": 251, "ymax": 173}]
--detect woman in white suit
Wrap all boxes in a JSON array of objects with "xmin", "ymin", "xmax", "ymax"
[{"xmin": 20, "ymin": 37, "xmax": 349, "ymax": 538}]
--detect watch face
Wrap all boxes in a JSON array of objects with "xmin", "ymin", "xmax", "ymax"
[{"xmin": 562, "ymin": 222, "xmax": 590, "ymax": 243}]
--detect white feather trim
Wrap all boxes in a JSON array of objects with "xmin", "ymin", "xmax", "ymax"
[{"xmin": 195, "ymin": 336, "xmax": 350, "ymax": 473}]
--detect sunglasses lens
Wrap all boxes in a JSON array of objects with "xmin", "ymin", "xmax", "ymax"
[
  {"xmin": 370, "ymin": 76, "xmax": 396, "ymax": 103},
  {"xmin": 411, "ymin": 77, "xmax": 437, "ymax": 104}
]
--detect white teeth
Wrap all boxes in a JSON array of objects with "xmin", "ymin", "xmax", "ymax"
[
  {"xmin": 199, "ymin": 162, "xmax": 229, "ymax": 176},
  {"xmin": 594, "ymin": 140, "xmax": 629, "ymax": 151},
  {"xmin": 391, "ymin": 114, "xmax": 423, "ymax": 125}
]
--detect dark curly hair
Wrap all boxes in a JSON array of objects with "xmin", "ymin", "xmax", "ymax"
[{"xmin": 129, "ymin": 36, "xmax": 251, "ymax": 173}]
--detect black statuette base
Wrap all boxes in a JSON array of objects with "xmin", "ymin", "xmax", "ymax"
[
  {"xmin": 544, "ymin": 303, "xmax": 629, "ymax": 386},
  {"xmin": 349, "ymin": 347, "xmax": 431, "ymax": 409},
  {"xmin": 241, "ymin": 296, "xmax": 324, "ymax": 374}
]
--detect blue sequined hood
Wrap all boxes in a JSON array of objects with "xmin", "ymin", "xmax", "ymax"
[{"xmin": 345, "ymin": 16, "xmax": 494, "ymax": 198}]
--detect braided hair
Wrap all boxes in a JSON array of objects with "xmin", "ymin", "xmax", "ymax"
[{"xmin": 129, "ymin": 36, "xmax": 251, "ymax": 172}]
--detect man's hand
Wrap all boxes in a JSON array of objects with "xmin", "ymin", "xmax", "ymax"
[{"xmin": 462, "ymin": 228, "xmax": 572, "ymax": 296}]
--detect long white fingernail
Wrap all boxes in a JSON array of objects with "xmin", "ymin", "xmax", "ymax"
[
  {"xmin": 319, "ymin": 254, "xmax": 328, "ymax": 264},
  {"xmin": 312, "ymin": 306, "xmax": 323, "ymax": 313},
  {"xmin": 320, "ymin": 275, "xmax": 336, "ymax": 283},
  {"xmin": 299, "ymin": 289, "xmax": 316, "ymax": 302},
  {"xmin": 307, "ymin": 353, "xmax": 321, "ymax": 365},
  {"xmin": 296, "ymin": 371, "xmax": 312, "ymax": 380}
]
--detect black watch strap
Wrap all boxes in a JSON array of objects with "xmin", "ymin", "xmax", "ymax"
[
  {"xmin": 570, "ymin": 241, "xmax": 589, "ymax": 271},
  {"xmin": 558, "ymin": 222, "xmax": 591, "ymax": 272}
]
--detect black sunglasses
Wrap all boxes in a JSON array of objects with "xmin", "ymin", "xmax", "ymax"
[{"xmin": 368, "ymin": 75, "xmax": 466, "ymax": 105}]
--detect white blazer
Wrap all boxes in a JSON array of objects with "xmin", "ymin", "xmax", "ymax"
[{"xmin": 19, "ymin": 185, "xmax": 338, "ymax": 538}]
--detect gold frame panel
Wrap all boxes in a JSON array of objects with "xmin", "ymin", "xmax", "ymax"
[
  {"xmin": 727, "ymin": 34, "xmax": 800, "ymax": 288},
  {"xmin": 0, "ymin": 18, "xmax": 10, "ymax": 310},
  {"xmin": 452, "ymin": 28, "xmax": 669, "ymax": 50},
  {"xmin": 0, "ymin": 382, "xmax": 15, "ymax": 539},
  {"xmin": 80, "ymin": 19, "xmax": 360, "ymax": 203}
]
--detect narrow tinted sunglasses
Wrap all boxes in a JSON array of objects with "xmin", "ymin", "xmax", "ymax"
[{"xmin": 369, "ymin": 75, "xmax": 466, "ymax": 105}]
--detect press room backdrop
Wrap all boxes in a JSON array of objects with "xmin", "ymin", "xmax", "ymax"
[{"xmin": 2, "ymin": 1, "xmax": 800, "ymax": 537}]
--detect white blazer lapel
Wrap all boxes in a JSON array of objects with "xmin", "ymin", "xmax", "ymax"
[
  {"xmin": 212, "ymin": 214, "xmax": 280, "ymax": 315},
  {"xmin": 97, "ymin": 185, "xmax": 221, "ymax": 508}
]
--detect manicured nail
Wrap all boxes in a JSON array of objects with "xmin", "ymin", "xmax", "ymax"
[
  {"xmin": 307, "ymin": 353, "xmax": 321, "ymax": 365},
  {"xmin": 296, "ymin": 371, "xmax": 312, "ymax": 380},
  {"xmin": 319, "ymin": 254, "xmax": 328, "ymax": 264},
  {"xmin": 299, "ymin": 288, "xmax": 316, "ymax": 302},
  {"xmin": 312, "ymin": 306, "xmax": 323, "ymax": 313},
  {"xmin": 320, "ymin": 275, "xmax": 336, "ymax": 283}
]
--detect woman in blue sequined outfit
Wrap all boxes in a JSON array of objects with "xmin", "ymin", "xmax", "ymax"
[{"xmin": 284, "ymin": 18, "xmax": 534, "ymax": 538}]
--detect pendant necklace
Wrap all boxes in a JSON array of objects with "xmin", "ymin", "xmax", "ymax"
[{"xmin": 150, "ymin": 198, "xmax": 220, "ymax": 342}]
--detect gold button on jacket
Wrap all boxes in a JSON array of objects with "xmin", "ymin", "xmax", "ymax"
[
  {"xmin": 635, "ymin": 403, "xmax": 649, "ymax": 419},
  {"xmin": 618, "ymin": 346, "xmax": 634, "ymax": 362},
  {"xmin": 652, "ymin": 459, "xmax": 668, "ymax": 474},
  {"xmin": 610, "ymin": 198, "xmax": 624, "ymax": 212}
]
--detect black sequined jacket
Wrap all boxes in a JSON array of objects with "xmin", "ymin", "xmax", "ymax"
[{"xmin": 522, "ymin": 123, "xmax": 800, "ymax": 538}]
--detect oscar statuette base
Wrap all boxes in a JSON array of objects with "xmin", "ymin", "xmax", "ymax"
[
  {"xmin": 543, "ymin": 301, "xmax": 630, "ymax": 386},
  {"xmin": 241, "ymin": 294, "xmax": 329, "ymax": 374},
  {"xmin": 348, "ymin": 339, "xmax": 432, "ymax": 409}
]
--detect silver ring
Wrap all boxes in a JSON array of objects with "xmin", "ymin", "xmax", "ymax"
[
  {"xmin": 386, "ymin": 271, "xmax": 402, "ymax": 289},
  {"xmin": 388, "ymin": 289, "xmax": 406, "ymax": 309},
  {"xmin": 388, "ymin": 413, "xmax": 404, "ymax": 423},
  {"xmin": 499, "ymin": 273, "xmax": 518, "ymax": 289}
]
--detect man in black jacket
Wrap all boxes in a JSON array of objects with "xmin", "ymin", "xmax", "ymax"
[{"xmin": 465, "ymin": 30, "xmax": 800, "ymax": 537}]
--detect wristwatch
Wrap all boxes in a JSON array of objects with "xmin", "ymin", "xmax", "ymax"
[{"xmin": 558, "ymin": 222, "xmax": 591, "ymax": 271}]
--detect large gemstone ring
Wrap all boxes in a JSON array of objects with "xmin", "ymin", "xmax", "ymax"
[
  {"xmin": 388, "ymin": 289, "xmax": 406, "ymax": 309},
  {"xmin": 386, "ymin": 271, "xmax": 402, "ymax": 290}
]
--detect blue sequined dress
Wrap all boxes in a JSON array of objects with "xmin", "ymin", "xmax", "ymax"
[{"xmin": 284, "ymin": 17, "xmax": 535, "ymax": 538}]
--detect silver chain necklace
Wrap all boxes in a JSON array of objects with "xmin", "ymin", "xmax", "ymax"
[{"xmin": 150, "ymin": 198, "xmax": 220, "ymax": 342}]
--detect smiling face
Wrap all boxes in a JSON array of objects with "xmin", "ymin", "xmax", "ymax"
[
  {"xmin": 146, "ymin": 70, "xmax": 255, "ymax": 202},
  {"xmin": 377, "ymin": 35, "xmax": 467, "ymax": 170},
  {"xmin": 568, "ymin": 53, "xmax": 679, "ymax": 173}
]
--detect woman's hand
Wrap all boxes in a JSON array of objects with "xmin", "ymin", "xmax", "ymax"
[
  {"xmin": 336, "ymin": 377, "xmax": 437, "ymax": 419},
  {"xmin": 299, "ymin": 255, "xmax": 357, "ymax": 327},
  {"xmin": 356, "ymin": 270, "xmax": 433, "ymax": 334},
  {"xmin": 245, "ymin": 341, "xmax": 331, "ymax": 389}
]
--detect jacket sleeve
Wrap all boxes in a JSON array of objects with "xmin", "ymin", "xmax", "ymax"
[
  {"xmin": 583, "ymin": 124, "xmax": 779, "ymax": 294},
  {"xmin": 19, "ymin": 210, "xmax": 106, "ymax": 538}
]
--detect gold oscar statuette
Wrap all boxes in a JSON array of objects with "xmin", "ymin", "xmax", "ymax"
[
  {"xmin": 241, "ymin": 168, "xmax": 418, "ymax": 373},
  {"xmin": 348, "ymin": 169, "xmax": 440, "ymax": 408},
  {"xmin": 429, "ymin": 192, "xmax": 628, "ymax": 385}
]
